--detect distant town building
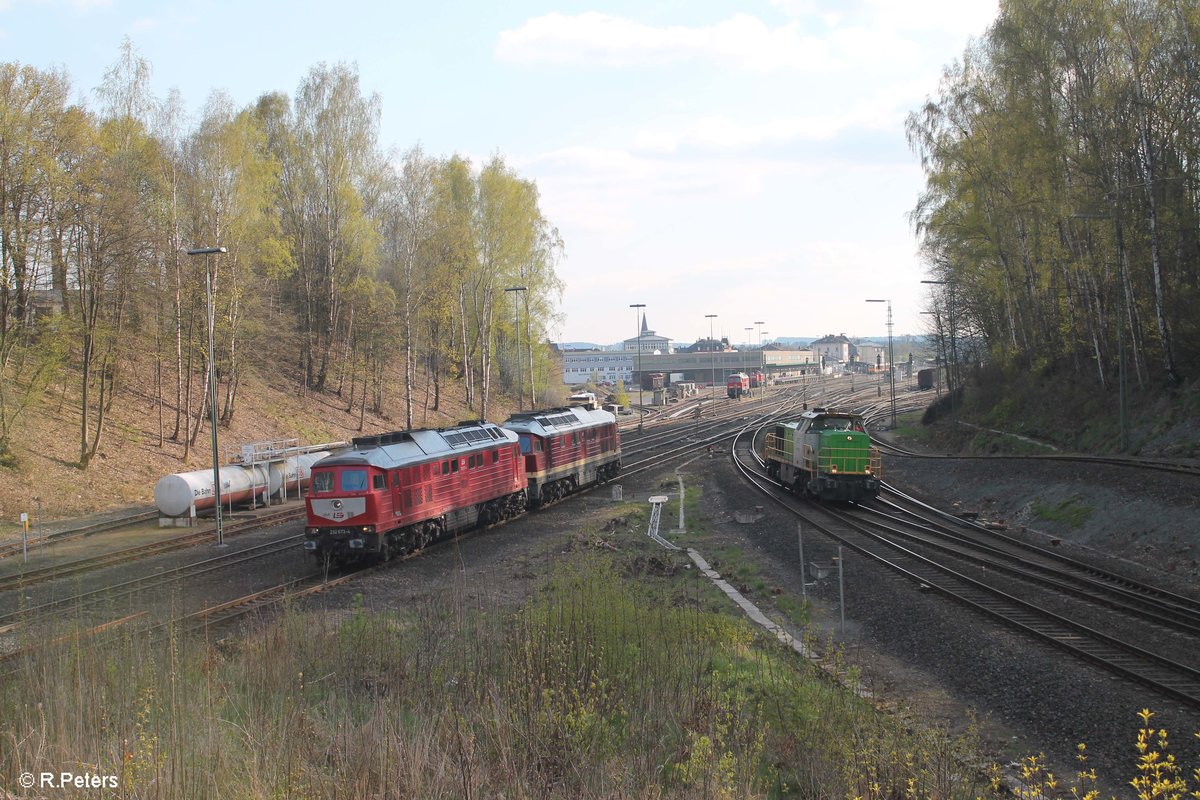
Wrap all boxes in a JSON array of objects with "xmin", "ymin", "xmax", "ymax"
[
  {"xmin": 623, "ymin": 314, "xmax": 671, "ymax": 354},
  {"xmin": 562, "ymin": 314, "xmax": 672, "ymax": 385},
  {"xmin": 854, "ymin": 342, "xmax": 889, "ymax": 370},
  {"xmin": 810, "ymin": 334, "xmax": 855, "ymax": 367}
]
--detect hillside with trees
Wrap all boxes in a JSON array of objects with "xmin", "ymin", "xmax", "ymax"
[
  {"xmin": 0, "ymin": 42, "xmax": 565, "ymax": 518},
  {"xmin": 908, "ymin": 0, "xmax": 1200, "ymax": 432}
]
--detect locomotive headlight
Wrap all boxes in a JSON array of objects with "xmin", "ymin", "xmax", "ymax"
[
  {"xmin": 830, "ymin": 464, "xmax": 838, "ymax": 473},
  {"xmin": 333, "ymin": 500, "xmax": 343, "ymax": 509}
]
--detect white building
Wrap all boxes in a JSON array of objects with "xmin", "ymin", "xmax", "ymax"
[
  {"xmin": 561, "ymin": 350, "xmax": 634, "ymax": 385},
  {"xmin": 560, "ymin": 314, "xmax": 672, "ymax": 385},
  {"xmin": 810, "ymin": 334, "xmax": 854, "ymax": 368}
]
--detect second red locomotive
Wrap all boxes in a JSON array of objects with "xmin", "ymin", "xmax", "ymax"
[{"xmin": 503, "ymin": 406, "xmax": 621, "ymax": 506}]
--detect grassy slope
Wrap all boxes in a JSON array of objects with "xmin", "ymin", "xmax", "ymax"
[{"xmin": 0, "ymin": 348, "xmax": 509, "ymax": 531}]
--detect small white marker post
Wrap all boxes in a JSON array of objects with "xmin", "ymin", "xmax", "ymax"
[{"xmin": 20, "ymin": 512, "xmax": 29, "ymax": 564}]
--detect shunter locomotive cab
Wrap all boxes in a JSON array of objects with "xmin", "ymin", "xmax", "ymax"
[{"xmin": 762, "ymin": 408, "xmax": 880, "ymax": 502}]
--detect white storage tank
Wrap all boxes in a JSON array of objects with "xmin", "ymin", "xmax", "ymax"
[
  {"xmin": 154, "ymin": 465, "xmax": 269, "ymax": 517},
  {"xmin": 267, "ymin": 452, "xmax": 329, "ymax": 498}
]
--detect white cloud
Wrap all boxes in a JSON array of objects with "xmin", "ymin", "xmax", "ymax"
[
  {"xmin": 496, "ymin": 12, "xmax": 829, "ymax": 72},
  {"xmin": 496, "ymin": 7, "xmax": 992, "ymax": 74},
  {"xmin": 632, "ymin": 101, "xmax": 900, "ymax": 153}
]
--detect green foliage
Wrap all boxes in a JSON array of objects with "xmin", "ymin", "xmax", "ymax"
[
  {"xmin": 909, "ymin": 0, "xmax": 1200, "ymax": 390},
  {"xmin": 1031, "ymin": 494, "xmax": 1093, "ymax": 528},
  {"xmin": 612, "ymin": 379, "xmax": 630, "ymax": 408}
]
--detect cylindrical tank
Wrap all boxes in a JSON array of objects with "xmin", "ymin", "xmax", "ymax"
[
  {"xmin": 154, "ymin": 465, "xmax": 270, "ymax": 517},
  {"xmin": 267, "ymin": 452, "xmax": 329, "ymax": 498}
]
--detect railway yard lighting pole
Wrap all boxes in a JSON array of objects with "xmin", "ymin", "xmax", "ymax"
[
  {"xmin": 743, "ymin": 327, "xmax": 754, "ymax": 391},
  {"xmin": 505, "ymin": 286, "xmax": 527, "ymax": 411},
  {"xmin": 754, "ymin": 321, "xmax": 765, "ymax": 385},
  {"xmin": 757, "ymin": 323, "xmax": 767, "ymax": 407},
  {"xmin": 865, "ymin": 299, "xmax": 896, "ymax": 428},
  {"xmin": 630, "ymin": 303, "xmax": 646, "ymax": 432},
  {"xmin": 705, "ymin": 314, "xmax": 718, "ymax": 412},
  {"xmin": 188, "ymin": 246, "xmax": 228, "ymax": 547}
]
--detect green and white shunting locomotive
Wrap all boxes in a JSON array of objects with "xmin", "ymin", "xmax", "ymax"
[{"xmin": 762, "ymin": 408, "xmax": 881, "ymax": 502}]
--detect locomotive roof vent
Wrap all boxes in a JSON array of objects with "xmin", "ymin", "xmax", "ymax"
[
  {"xmin": 352, "ymin": 430, "xmax": 414, "ymax": 449},
  {"xmin": 443, "ymin": 426, "xmax": 495, "ymax": 448}
]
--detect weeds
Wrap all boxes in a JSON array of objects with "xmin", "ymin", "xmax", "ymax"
[
  {"xmin": 1, "ymin": 524, "xmax": 1194, "ymax": 798},
  {"xmin": 1031, "ymin": 494, "xmax": 1093, "ymax": 528}
]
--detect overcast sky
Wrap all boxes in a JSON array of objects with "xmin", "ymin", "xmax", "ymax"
[{"xmin": 2, "ymin": 0, "xmax": 998, "ymax": 346}]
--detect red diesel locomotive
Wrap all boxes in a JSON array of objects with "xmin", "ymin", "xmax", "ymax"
[
  {"xmin": 304, "ymin": 422, "xmax": 527, "ymax": 562},
  {"xmin": 304, "ymin": 408, "xmax": 621, "ymax": 563},
  {"xmin": 503, "ymin": 406, "xmax": 621, "ymax": 506},
  {"xmin": 726, "ymin": 372, "xmax": 750, "ymax": 399}
]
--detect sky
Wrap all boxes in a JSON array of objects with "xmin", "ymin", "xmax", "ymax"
[{"xmin": 1, "ymin": 0, "xmax": 999, "ymax": 347}]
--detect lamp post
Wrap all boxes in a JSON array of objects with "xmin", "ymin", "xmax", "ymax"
[
  {"xmin": 630, "ymin": 303, "xmax": 646, "ymax": 432},
  {"xmin": 920, "ymin": 310, "xmax": 945, "ymax": 397},
  {"xmin": 187, "ymin": 246, "xmax": 228, "ymax": 547},
  {"xmin": 743, "ymin": 326, "xmax": 754, "ymax": 387},
  {"xmin": 505, "ymin": 286, "xmax": 527, "ymax": 411},
  {"xmin": 865, "ymin": 299, "xmax": 896, "ymax": 428},
  {"xmin": 705, "ymin": 314, "xmax": 718, "ymax": 411}
]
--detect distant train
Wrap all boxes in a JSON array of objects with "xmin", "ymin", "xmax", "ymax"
[
  {"xmin": 727, "ymin": 372, "xmax": 750, "ymax": 399},
  {"xmin": 762, "ymin": 408, "xmax": 880, "ymax": 502},
  {"xmin": 303, "ymin": 407, "xmax": 620, "ymax": 562},
  {"xmin": 568, "ymin": 391, "xmax": 599, "ymax": 410},
  {"xmin": 749, "ymin": 370, "xmax": 765, "ymax": 389}
]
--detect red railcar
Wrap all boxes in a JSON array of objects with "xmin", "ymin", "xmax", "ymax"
[
  {"xmin": 727, "ymin": 372, "xmax": 750, "ymax": 399},
  {"xmin": 503, "ymin": 406, "xmax": 621, "ymax": 506},
  {"xmin": 304, "ymin": 422, "xmax": 526, "ymax": 562},
  {"xmin": 749, "ymin": 370, "xmax": 765, "ymax": 388}
]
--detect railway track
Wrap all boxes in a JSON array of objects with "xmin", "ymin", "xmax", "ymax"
[
  {"xmin": 729, "ymin": 418, "xmax": 1200, "ymax": 710},
  {"xmin": 874, "ymin": 437, "xmax": 1200, "ymax": 479},
  {"xmin": 0, "ymin": 535, "xmax": 305, "ymax": 637},
  {"xmin": 0, "ymin": 509, "xmax": 159, "ymax": 561},
  {"xmin": 0, "ymin": 506, "xmax": 305, "ymax": 592}
]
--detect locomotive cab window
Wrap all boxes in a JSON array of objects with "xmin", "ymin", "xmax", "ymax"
[
  {"xmin": 373, "ymin": 474, "xmax": 386, "ymax": 489},
  {"xmin": 341, "ymin": 470, "xmax": 368, "ymax": 491},
  {"xmin": 312, "ymin": 471, "xmax": 334, "ymax": 493},
  {"xmin": 492, "ymin": 450, "xmax": 499, "ymax": 463}
]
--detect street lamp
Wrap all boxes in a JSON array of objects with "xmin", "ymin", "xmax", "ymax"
[
  {"xmin": 705, "ymin": 314, "xmax": 718, "ymax": 410},
  {"xmin": 744, "ymin": 326, "xmax": 754, "ymax": 382},
  {"xmin": 187, "ymin": 246, "xmax": 228, "ymax": 547},
  {"xmin": 865, "ymin": 299, "xmax": 896, "ymax": 428},
  {"xmin": 505, "ymin": 287, "xmax": 527, "ymax": 411},
  {"xmin": 629, "ymin": 303, "xmax": 646, "ymax": 432}
]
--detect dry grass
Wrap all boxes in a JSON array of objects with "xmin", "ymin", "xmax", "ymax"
[
  {"xmin": 0, "ymin": 510, "xmax": 1001, "ymax": 799},
  {"xmin": 0, "ymin": 346, "xmax": 503, "ymax": 531}
]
